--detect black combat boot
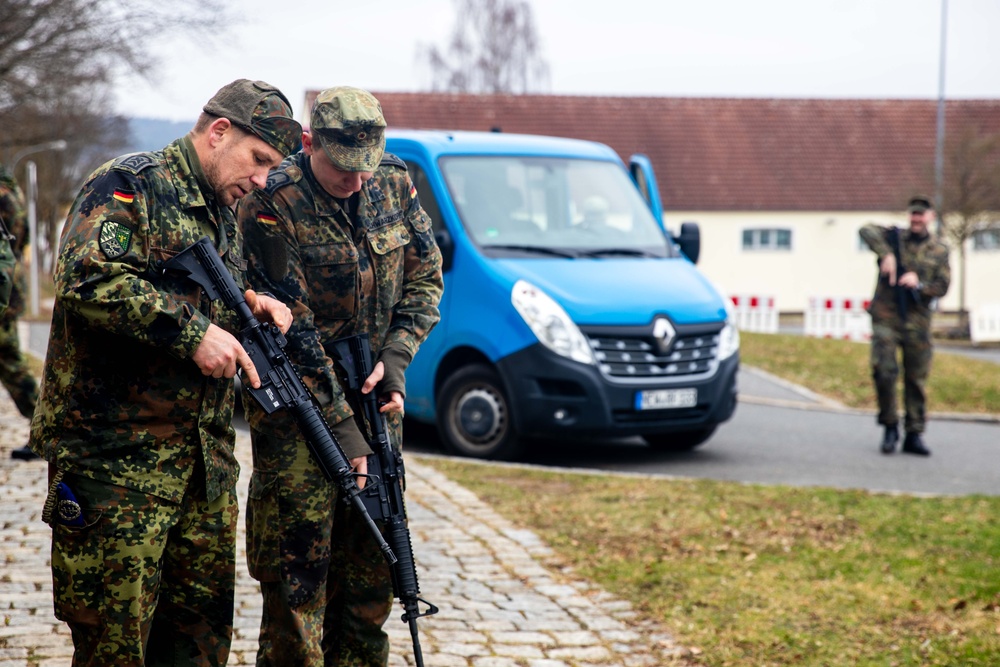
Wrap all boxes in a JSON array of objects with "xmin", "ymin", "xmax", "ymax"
[
  {"xmin": 10, "ymin": 445, "xmax": 41, "ymax": 461},
  {"xmin": 880, "ymin": 424, "xmax": 899, "ymax": 454},
  {"xmin": 902, "ymin": 432, "xmax": 931, "ymax": 457}
]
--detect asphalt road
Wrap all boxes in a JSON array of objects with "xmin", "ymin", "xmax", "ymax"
[{"xmin": 400, "ymin": 397, "xmax": 999, "ymax": 497}]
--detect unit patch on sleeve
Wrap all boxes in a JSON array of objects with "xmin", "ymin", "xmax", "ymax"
[{"xmin": 99, "ymin": 217, "xmax": 135, "ymax": 259}]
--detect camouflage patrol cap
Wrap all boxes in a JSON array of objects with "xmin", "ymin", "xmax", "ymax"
[
  {"xmin": 908, "ymin": 194, "xmax": 933, "ymax": 213},
  {"xmin": 311, "ymin": 87, "xmax": 386, "ymax": 172},
  {"xmin": 203, "ymin": 79, "xmax": 302, "ymax": 157}
]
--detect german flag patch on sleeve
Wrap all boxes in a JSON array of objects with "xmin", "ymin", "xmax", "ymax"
[{"xmin": 113, "ymin": 189, "xmax": 135, "ymax": 204}]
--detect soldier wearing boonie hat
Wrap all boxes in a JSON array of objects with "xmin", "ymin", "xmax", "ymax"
[
  {"xmin": 237, "ymin": 87, "xmax": 443, "ymax": 666},
  {"xmin": 30, "ymin": 78, "xmax": 297, "ymax": 665}
]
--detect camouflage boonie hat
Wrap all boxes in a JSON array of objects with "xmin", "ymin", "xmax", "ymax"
[
  {"xmin": 311, "ymin": 87, "xmax": 386, "ymax": 172},
  {"xmin": 203, "ymin": 79, "xmax": 302, "ymax": 157}
]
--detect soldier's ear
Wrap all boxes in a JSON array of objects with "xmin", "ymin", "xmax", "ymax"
[{"xmin": 207, "ymin": 117, "xmax": 234, "ymax": 148}]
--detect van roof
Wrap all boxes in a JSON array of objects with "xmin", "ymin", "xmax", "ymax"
[{"xmin": 384, "ymin": 129, "xmax": 621, "ymax": 162}]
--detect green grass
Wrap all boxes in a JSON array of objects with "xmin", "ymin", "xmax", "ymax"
[
  {"xmin": 421, "ymin": 334, "xmax": 1000, "ymax": 665},
  {"xmin": 424, "ymin": 459, "xmax": 1000, "ymax": 666},
  {"xmin": 740, "ymin": 332, "xmax": 1000, "ymax": 415}
]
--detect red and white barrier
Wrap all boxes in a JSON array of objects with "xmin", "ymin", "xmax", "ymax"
[
  {"xmin": 805, "ymin": 297, "xmax": 872, "ymax": 341},
  {"xmin": 729, "ymin": 295, "xmax": 779, "ymax": 333},
  {"xmin": 970, "ymin": 303, "xmax": 1000, "ymax": 343}
]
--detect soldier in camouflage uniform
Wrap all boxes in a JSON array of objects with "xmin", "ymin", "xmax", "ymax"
[
  {"xmin": 859, "ymin": 195, "xmax": 950, "ymax": 457},
  {"xmin": 0, "ymin": 164, "xmax": 41, "ymax": 460},
  {"xmin": 237, "ymin": 87, "xmax": 443, "ymax": 666},
  {"xmin": 28, "ymin": 79, "xmax": 301, "ymax": 667},
  {"xmin": 0, "ymin": 212, "xmax": 13, "ymax": 317}
]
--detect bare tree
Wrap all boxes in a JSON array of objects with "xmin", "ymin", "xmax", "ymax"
[
  {"xmin": 0, "ymin": 0, "xmax": 233, "ymax": 121},
  {"xmin": 937, "ymin": 125, "xmax": 1000, "ymax": 332},
  {"xmin": 0, "ymin": 0, "xmax": 234, "ymax": 283},
  {"xmin": 418, "ymin": 0, "xmax": 549, "ymax": 94}
]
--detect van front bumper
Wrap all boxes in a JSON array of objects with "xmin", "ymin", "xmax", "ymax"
[{"xmin": 496, "ymin": 343, "xmax": 738, "ymax": 439}]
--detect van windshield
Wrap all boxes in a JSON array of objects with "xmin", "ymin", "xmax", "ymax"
[{"xmin": 440, "ymin": 156, "xmax": 675, "ymax": 258}]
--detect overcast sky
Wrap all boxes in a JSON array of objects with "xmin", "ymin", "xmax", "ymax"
[{"xmin": 115, "ymin": 0, "xmax": 1000, "ymax": 123}]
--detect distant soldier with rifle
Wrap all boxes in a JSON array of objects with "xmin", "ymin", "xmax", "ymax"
[
  {"xmin": 237, "ymin": 86, "xmax": 443, "ymax": 666},
  {"xmin": 860, "ymin": 195, "xmax": 950, "ymax": 456}
]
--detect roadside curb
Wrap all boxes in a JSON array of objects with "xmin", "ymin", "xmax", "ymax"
[{"xmin": 739, "ymin": 365, "xmax": 1000, "ymax": 424}]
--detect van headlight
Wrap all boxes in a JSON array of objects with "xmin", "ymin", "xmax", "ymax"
[
  {"xmin": 717, "ymin": 320, "xmax": 740, "ymax": 361},
  {"xmin": 511, "ymin": 279, "xmax": 595, "ymax": 364}
]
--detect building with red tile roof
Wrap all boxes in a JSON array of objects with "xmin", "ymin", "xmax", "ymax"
[{"xmin": 303, "ymin": 91, "xmax": 1000, "ymax": 317}]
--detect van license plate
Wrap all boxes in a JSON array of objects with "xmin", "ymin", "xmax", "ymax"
[{"xmin": 636, "ymin": 388, "xmax": 697, "ymax": 410}]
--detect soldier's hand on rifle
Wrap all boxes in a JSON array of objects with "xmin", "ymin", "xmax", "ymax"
[
  {"xmin": 192, "ymin": 324, "xmax": 262, "ymax": 388},
  {"xmin": 350, "ymin": 455, "xmax": 368, "ymax": 489},
  {"xmin": 245, "ymin": 289, "xmax": 293, "ymax": 334},
  {"xmin": 362, "ymin": 361, "xmax": 405, "ymax": 415},
  {"xmin": 879, "ymin": 254, "xmax": 898, "ymax": 286},
  {"xmin": 897, "ymin": 271, "xmax": 919, "ymax": 289}
]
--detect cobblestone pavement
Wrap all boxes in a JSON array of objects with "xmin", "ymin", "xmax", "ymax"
[{"xmin": 0, "ymin": 389, "xmax": 686, "ymax": 666}]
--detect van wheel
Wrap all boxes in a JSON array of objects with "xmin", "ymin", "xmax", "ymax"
[
  {"xmin": 643, "ymin": 426, "xmax": 717, "ymax": 451},
  {"xmin": 437, "ymin": 364, "xmax": 523, "ymax": 460}
]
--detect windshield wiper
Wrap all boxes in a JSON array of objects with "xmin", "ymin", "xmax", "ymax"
[
  {"xmin": 480, "ymin": 244, "xmax": 580, "ymax": 258},
  {"xmin": 577, "ymin": 248, "xmax": 661, "ymax": 258}
]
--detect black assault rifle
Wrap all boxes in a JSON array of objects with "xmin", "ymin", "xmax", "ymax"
[
  {"xmin": 331, "ymin": 334, "xmax": 438, "ymax": 667},
  {"xmin": 163, "ymin": 237, "xmax": 396, "ymax": 567},
  {"xmin": 886, "ymin": 227, "xmax": 921, "ymax": 322}
]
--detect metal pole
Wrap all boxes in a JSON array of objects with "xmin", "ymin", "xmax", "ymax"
[
  {"xmin": 9, "ymin": 139, "xmax": 67, "ymax": 317},
  {"xmin": 933, "ymin": 0, "xmax": 948, "ymax": 225},
  {"xmin": 26, "ymin": 161, "xmax": 39, "ymax": 317}
]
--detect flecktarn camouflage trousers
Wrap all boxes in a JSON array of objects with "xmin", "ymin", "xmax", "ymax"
[
  {"xmin": 48, "ymin": 473, "xmax": 237, "ymax": 667},
  {"xmin": 870, "ymin": 320, "xmax": 933, "ymax": 434},
  {"xmin": 248, "ymin": 429, "xmax": 394, "ymax": 667}
]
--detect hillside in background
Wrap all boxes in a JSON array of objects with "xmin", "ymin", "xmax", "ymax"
[{"xmin": 127, "ymin": 118, "xmax": 195, "ymax": 153}]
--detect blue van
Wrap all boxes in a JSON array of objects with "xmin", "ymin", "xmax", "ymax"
[{"xmin": 390, "ymin": 130, "xmax": 739, "ymax": 460}]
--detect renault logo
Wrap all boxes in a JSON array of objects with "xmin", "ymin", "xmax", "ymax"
[{"xmin": 652, "ymin": 317, "xmax": 675, "ymax": 355}]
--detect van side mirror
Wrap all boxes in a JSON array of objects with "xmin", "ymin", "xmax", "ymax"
[
  {"xmin": 675, "ymin": 222, "xmax": 701, "ymax": 264},
  {"xmin": 435, "ymin": 229, "xmax": 454, "ymax": 271}
]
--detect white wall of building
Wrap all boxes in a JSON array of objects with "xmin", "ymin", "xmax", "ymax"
[{"xmin": 667, "ymin": 211, "xmax": 1000, "ymax": 314}]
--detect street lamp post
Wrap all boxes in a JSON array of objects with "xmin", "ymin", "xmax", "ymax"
[
  {"xmin": 10, "ymin": 139, "xmax": 68, "ymax": 317},
  {"xmin": 934, "ymin": 0, "xmax": 948, "ymax": 232}
]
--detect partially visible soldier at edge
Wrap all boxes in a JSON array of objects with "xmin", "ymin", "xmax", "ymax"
[
  {"xmin": 28, "ymin": 79, "xmax": 300, "ymax": 667},
  {"xmin": 0, "ymin": 216, "xmax": 12, "ymax": 315},
  {"xmin": 0, "ymin": 163, "xmax": 41, "ymax": 461},
  {"xmin": 237, "ymin": 86, "xmax": 444, "ymax": 666},
  {"xmin": 859, "ymin": 194, "xmax": 951, "ymax": 457}
]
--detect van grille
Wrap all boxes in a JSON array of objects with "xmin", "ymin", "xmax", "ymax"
[{"xmin": 585, "ymin": 328, "xmax": 721, "ymax": 379}]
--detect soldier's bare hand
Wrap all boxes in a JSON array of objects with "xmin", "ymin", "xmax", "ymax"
[
  {"xmin": 361, "ymin": 361, "xmax": 385, "ymax": 395},
  {"xmin": 379, "ymin": 391, "xmax": 404, "ymax": 415},
  {"xmin": 879, "ymin": 254, "xmax": 898, "ymax": 286},
  {"xmin": 351, "ymin": 455, "xmax": 368, "ymax": 489},
  {"xmin": 362, "ymin": 362, "xmax": 405, "ymax": 415},
  {"xmin": 245, "ymin": 289, "xmax": 293, "ymax": 334},
  {"xmin": 898, "ymin": 271, "xmax": 920, "ymax": 289},
  {"xmin": 192, "ymin": 323, "xmax": 261, "ymax": 388}
]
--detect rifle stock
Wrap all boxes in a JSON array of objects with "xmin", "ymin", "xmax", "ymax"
[
  {"xmin": 163, "ymin": 237, "xmax": 396, "ymax": 567},
  {"xmin": 332, "ymin": 334, "xmax": 438, "ymax": 667}
]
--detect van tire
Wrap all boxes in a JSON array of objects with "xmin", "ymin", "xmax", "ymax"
[
  {"xmin": 643, "ymin": 426, "xmax": 716, "ymax": 451},
  {"xmin": 436, "ymin": 364, "xmax": 523, "ymax": 460}
]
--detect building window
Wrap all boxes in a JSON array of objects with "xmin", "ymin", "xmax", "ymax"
[
  {"xmin": 972, "ymin": 228, "xmax": 1000, "ymax": 250},
  {"xmin": 742, "ymin": 228, "xmax": 792, "ymax": 250}
]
